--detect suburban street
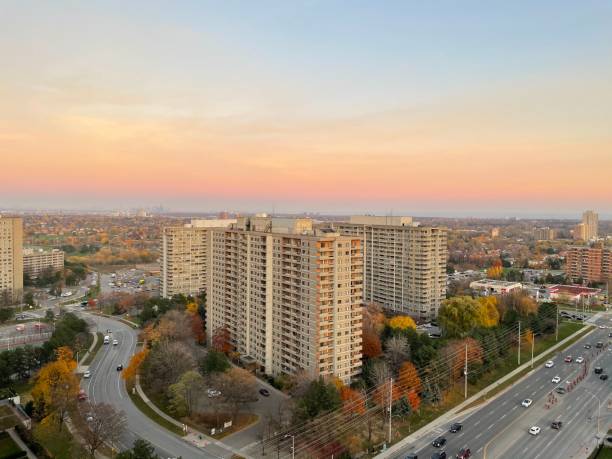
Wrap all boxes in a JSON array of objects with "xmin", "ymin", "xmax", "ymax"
[{"xmin": 395, "ymin": 314, "xmax": 612, "ymax": 459}]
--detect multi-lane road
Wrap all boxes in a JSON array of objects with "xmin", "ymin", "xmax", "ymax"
[{"xmin": 396, "ymin": 315, "xmax": 611, "ymax": 459}]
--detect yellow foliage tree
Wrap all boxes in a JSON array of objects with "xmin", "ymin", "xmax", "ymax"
[
  {"xmin": 55, "ymin": 346, "xmax": 77, "ymax": 371},
  {"xmin": 31, "ymin": 357, "xmax": 79, "ymax": 431},
  {"xmin": 486, "ymin": 265, "xmax": 503, "ymax": 279},
  {"xmin": 185, "ymin": 301, "xmax": 198, "ymax": 316},
  {"xmin": 387, "ymin": 315, "xmax": 417, "ymax": 331},
  {"xmin": 122, "ymin": 348, "xmax": 150, "ymax": 383},
  {"xmin": 477, "ymin": 296, "xmax": 500, "ymax": 328},
  {"xmin": 524, "ymin": 329, "xmax": 534, "ymax": 345}
]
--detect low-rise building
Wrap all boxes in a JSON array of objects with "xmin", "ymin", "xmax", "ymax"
[
  {"xmin": 469, "ymin": 279, "xmax": 523, "ymax": 295},
  {"xmin": 547, "ymin": 284, "xmax": 602, "ymax": 305},
  {"xmin": 23, "ymin": 248, "xmax": 64, "ymax": 278}
]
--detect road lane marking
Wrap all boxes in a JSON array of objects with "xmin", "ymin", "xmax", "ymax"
[
  {"xmin": 500, "ymin": 414, "xmax": 506, "ymax": 420},
  {"xmin": 474, "ymin": 420, "xmax": 481, "ymax": 426},
  {"xmin": 475, "ymin": 433, "xmax": 482, "ymax": 439}
]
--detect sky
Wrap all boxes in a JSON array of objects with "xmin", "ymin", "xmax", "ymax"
[{"xmin": 1, "ymin": 1, "xmax": 611, "ymax": 218}]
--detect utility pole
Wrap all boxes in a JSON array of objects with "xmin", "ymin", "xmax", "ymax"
[
  {"xmin": 555, "ymin": 304, "xmax": 559, "ymax": 342},
  {"xmin": 531, "ymin": 333, "xmax": 535, "ymax": 369},
  {"xmin": 464, "ymin": 342, "xmax": 468, "ymax": 399},
  {"xmin": 518, "ymin": 321, "xmax": 521, "ymax": 365},
  {"xmin": 388, "ymin": 378, "xmax": 393, "ymax": 444}
]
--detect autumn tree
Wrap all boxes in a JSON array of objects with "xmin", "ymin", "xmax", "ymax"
[
  {"xmin": 407, "ymin": 390, "xmax": 421, "ymax": 412},
  {"xmin": 363, "ymin": 303, "xmax": 385, "ymax": 335},
  {"xmin": 31, "ymin": 352, "xmax": 80, "ymax": 431},
  {"xmin": 142, "ymin": 341, "xmax": 196, "ymax": 394},
  {"xmin": 157, "ymin": 310, "xmax": 193, "ymax": 343},
  {"xmin": 387, "ymin": 315, "xmax": 417, "ymax": 331},
  {"xmin": 212, "ymin": 326, "xmax": 233, "ymax": 354},
  {"xmin": 384, "ymin": 336, "xmax": 409, "ymax": 373},
  {"xmin": 80, "ymin": 402, "xmax": 127, "ymax": 457},
  {"xmin": 477, "ymin": 296, "xmax": 500, "ymax": 328},
  {"xmin": 294, "ymin": 377, "xmax": 341, "ymax": 421},
  {"xmin": 217, "ymin": 367, "xmax": 259, "ymax": 421},
  {"xmin": 339, "ymin": 387, "xmax": 366, "ymax": 416},
  {"xmin": 438, "ymin": 296, "xmax": 482, "ymax": 337},
  {"xmin": 396, "ymin": 361, "xmax": 421, "ymax": 395},
  {"xmin": 362, "ymin": 328, "xmax": 383, "ymax": 359},
  {"xmin": 167, "ymin": 370, "xmax": 204, "ymax": 417},
  {"xmin": 122, "ymin": 348, "xmax": 150, "ymax": 383},
  {"xmin": 440, "ymin": 338, "xmax": 484, "ymax": 382},
  {"xmin": 487, "ymin": 259, "xmax": 503, "ymax": 279}
]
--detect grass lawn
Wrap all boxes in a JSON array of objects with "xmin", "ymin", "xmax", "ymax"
[
  {"xmin": 0, "ymin": 431, "xmax": 25, "ymax": 458},
  {"xmin": 186, "ymin": 412, "xmax": 259, "ymax": 439},
  {"xmin": 595, "ymin": 447, "xmax": 612, "ymax": 458},
  {"xmin": 126, "ymin": 382, "xmax": 184, "ymax": 436},
  {"xmin": 33, "ymin": 422, "xmax": 84, "ymax": 459},
  {"xmin": 0, "ymin": 406, "xmax": 19, "ymax": 431},
  {"xmin": 81, "ymin": 332, "xmax": 104, "ymax": 366}
]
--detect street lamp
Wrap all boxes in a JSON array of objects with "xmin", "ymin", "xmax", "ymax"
[{"xmin": 284, "ymin": 434, "xmax": 295, "ymax": 459}]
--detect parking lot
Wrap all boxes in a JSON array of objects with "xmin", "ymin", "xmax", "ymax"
[{"xmin": 100, "ymin": 268, "xmax": 159, "ymax": 296}]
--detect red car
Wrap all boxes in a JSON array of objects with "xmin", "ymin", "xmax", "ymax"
[
  {"xmin": 457, "ymin": 448, "xmax": 471, "ymax": 459},
  {"xmin": 77, "ymin": 389, "xmax": 87, "ymax": 401},
  {"xmin": 564, "ymin": 356, "xmax": 572, "ymax": 363}
]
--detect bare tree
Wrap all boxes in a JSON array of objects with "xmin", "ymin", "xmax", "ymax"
[
  {"xmin": 218, "ymin": 367, "xmax": 258, "ymax": 421},
  {"xmin": 144, "ymin": 341, "xmax": 197, "ymax": 393},
  {"xmin": 80, "ymin": 402, "xmax": 127, "ymax": 457},
  {"xmin": 368, "ymin": 360, "xmax": 391, "ymax": 387},
  {"xmin": 385, "ymin": 336, "xmax": 410, "ymax": 374}
]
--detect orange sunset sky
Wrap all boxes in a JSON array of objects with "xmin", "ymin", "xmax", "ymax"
[{"xmin": 1, "ymin": 1, "xmax": 611, "ymax": 217}]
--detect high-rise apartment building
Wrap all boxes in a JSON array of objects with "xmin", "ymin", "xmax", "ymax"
[
  {"xmin": 573, "ymin": 223, "xmax": 587, "ymax": 241},
  {"xmin": 0, "ymin": 217, "xmax": 23, "ymax": 305},
  {"xmin": 160, "ymin": 219, "xmax": 235, "ymax": 298},
  {"xmin": 23, "ymin": 248, "xmax": 64, "ymax": 278},
  {"xmin": 329, "ymin": 216, "xmax": 448, "ymax": 320},
  {"xmin": 533, "ymin": 227, "xmax": 555, "ymax": 241},
  {"xmin": 206, "ymin": 216, "xmax": 363, "ymax": 383},
  {"xmin": 565, "ymin": 244, "xmax": 611, "ymax": 284},
  {"xmin": 581, "ymin": 210, "xmax": 598, "ymax": 240}
]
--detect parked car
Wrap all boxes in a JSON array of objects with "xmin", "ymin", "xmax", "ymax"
[
  {"xmin": 551, "ymin": 421, "xmax": 563, "ymax": 430},
  {"xmin": 529, "ymin": 426, "xmax": 541, "ymax": 436},
  {"xmin": 545, "ymin": 360, "xmax": 554, "ymax": 368},
  {"xmin": 449, "ymin": 423, "xmax": 463, "ymax": 433},
  {"xmin": 521, "ymin": 399, "xmax": 533, "ymax": 408},
  {"xmin": 432, "ymin": 437, "xmax": 447, "ymax": 448},
  {"xmin": 207, "ymin": 389, "xmax": 221, "ymax": 398}
]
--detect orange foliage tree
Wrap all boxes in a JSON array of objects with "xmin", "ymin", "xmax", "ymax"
[
  {"xmin": 362, "ymin": 328, "xmax": 383, "ymax": 358},
  {"xmin": 407, "ymin": 390, "xmax": 421, "ymax": 412},
  {"xmin": 122, "ymin": 348, "xmax": 150, "ymax": 383},
  {"xmin": 212, "ymin": 326, "xmax": 233, "ymax": 354},
  {"xmin": 440, "ymin": 337, "xmax": 484, "ymax": 382},
  {"xmin": 396, "ymin": 361, "xmax": 421, "ymax": 395},
  {"xmin": 339, "ymin": 386, "xmax": 367, "ymax": 416},
  {"xmin": 191, "ymin": 314, "xmax": 205, "ymax": 344}
]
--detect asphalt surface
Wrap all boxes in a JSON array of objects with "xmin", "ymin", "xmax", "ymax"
[
  {"xmin": 396, "ymin": 315, "xmax": 611, "ymax": 459},
  {"xmin": 80, "ymin": 312, "xmax": 236, "ymax": 459}
]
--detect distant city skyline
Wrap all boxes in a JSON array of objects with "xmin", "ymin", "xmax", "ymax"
[{"xmin": 2, "ymin": 1, "xmax": 611, "ymax": 216}]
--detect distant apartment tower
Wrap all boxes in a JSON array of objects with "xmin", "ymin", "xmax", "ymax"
[
  {"xmin": 160, "ymin": 219, "xmax": 235, "ymax": 298},
  {"xmin": 581, "ymin": 210, "xmax": 598, "ymax": 240},
  {"xmin": 533, "ymin": 227, "xmax": 555, "ymax": 241},
  {"xmin": 565, "ymin": 244, "xmax": 611, "ymax": 284},
  {"xmin": 330, "ymin": 216, "xmax": 448, "ymax": 320},
  {"xmin": 0, "ymin": 217, "xmax": 23, "ymax": 305},
  {"xmin": 573, "ymin": 223, "xmax": 587, "ymax": 241},
  {"xmin": 206, "ymin": 216, "xmax": 363, "ymax": 383},
  {"xmin": 491, "ymin": 227, "xmax": 500, "ymax": 238},
  {"xmin": 23, "ymin": 248, "xmax": 64, "ymax": 278}
]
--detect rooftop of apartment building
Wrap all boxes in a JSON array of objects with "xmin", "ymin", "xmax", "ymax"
[{"xmin": 23, "ymin": 247, "xmax": 63, "ymax": 256}]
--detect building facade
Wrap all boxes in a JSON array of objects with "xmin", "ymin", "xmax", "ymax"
[
  {"xmin": 0, "ymin": 217, "xmax": 23, "ymax": 305},
  {"xmin": 565, "ymin": 245, "xmax": 611, "ymax": 284},
  {"xmin": 469, "ymin": 279, "xmax": 523, "ymax": 295},
  {"xmin": 160, "ymin": 219, "xmax": 235, "ymax": 298},
  {"xmin": 330, "ymin": 216, "xmax": 447, "ymax": 320},
  {"xmin": 23, "ymin": 248, "xmax": 64, "ymax": 278},
  {"xmin": 206, "ymin": 216, "xmax": 363, "ymax": 383},
  {"xmin": 582, "ymin": 210, "xmax": 598, "ymax": 240},
  {"xmin": 533, "ymin": 227, "xmax": 555, "ymax": 241}
]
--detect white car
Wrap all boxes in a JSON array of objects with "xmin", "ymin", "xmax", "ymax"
[
  {"xmin": 207, "ymin": 389, "xmax": 221, "ymax": 398},
  {"xmin": 599, "ymin": 325, "xmax": 605, "ymax": 329},
  {"xmin": 113, "ymin": 339, "xmax": 119, "ymax": 346},
  {"xmin": 552, "ymin": 376, "xmax": 561, "ymax": 384},
  {"xmin": 521, "ymin": 399, "xmax": 533, "ymax": 408},
  {"xmin": 529, "ymin": 426, "xmax": 541, "ymax": 436},
  {"xmin": 576, "ymin": 357, "xmax": 584, "ymax": 364},
  {"xmin": 83, "ymin": 370, "xmax": 91, "ymax": 378},
  {"xmin": 545, "ymin": 360, "xmax": 554, "ymax": 368}
]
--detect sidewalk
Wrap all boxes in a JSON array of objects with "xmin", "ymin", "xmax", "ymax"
[
  {"xmin": 6, "ymin": 428, "xmax": 37, "ymax": 459},
  {"xmin": 77, "ymin": 330, "xmax": 99, "ymax": 373},
  {"xmin": 134, "ymin": 376, "xmax": 251, "ymax": 458},
  {"xmin": 377, "ymin": 324, "xmax": 596, "ymax": 459}
]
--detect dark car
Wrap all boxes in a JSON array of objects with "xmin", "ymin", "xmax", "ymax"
[
  {"xmin": 555, "ymin": 387, "xmax": 566, "ymax": 394},
  {"xmin": 432, "ymin": 437, "xmax": 447, "ymax": 448},
  {"xmin": 405, "ymin": 455, "xmax": 418, "ymax": 459},
  {"xmin": 596, "ymin": 342, "xmax": 604, "ymax": 349},
  {"xmin": 595, "ymin": 367, "xmax": 603, "ymax": 374},
  {"xmin": 449, "ymin": 423, "xmax": 462, "ymax": 433},
  {"xmin": 116, "ymin": 364, "xmax": 123, "ymax": 371},
  {"xmin": 259, "ymin": 388, "xmax": 270, "ymax": 397},
  {"xmin": 600, "ymin": 374, "xmax": 609, "ymax": 381},
  {"xmin": 431, "ymin": 453, "xmax": 447, "ymax": 459},
  {"xmin": 456, "ymin": 448, "xmax": 471, "ymax": 459},
  {"xmin": 551, "ymin": 421, "xmax": 563, "ymax": 430}
]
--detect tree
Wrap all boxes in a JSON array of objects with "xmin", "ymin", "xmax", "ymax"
[
  {"xmin": 295, "ymin": 377, "xmax": 341, "ymax": 421},
  {"xmin": 80, "ymin": 402, "xmax": 127, "ymax": 457},
  {"xmin": 487, "ymin": 259, "xmax": 503, "ymax": 279},
  {"xmin": 387, "ymin": 315, "xmax": 417, "ymax": 331},
  {"xmin": 24, "ymin": 292, "xmax": 35, "ymax": 307},
  {"xmin": 477, "ymin": 296, "xmax": 500, "ymax": 328},
  {"xmin": 200, "ymin": 350, "xmax": 230, "ymax": 374},
  {"xmin": 31, "ymin": 354, "xmax": 79, "ymax": 431},
  {"xmin": 438, "ymin": 296, "xmax": 482, "ymax": 337},
  {"xmin": 440, "ymin": 338, "xmax": 484, "ymax": 382},
  {"xmin": 190, "ymin": 314, "xmax": 205, "ymax": 345},
  {"xmin": 142, "ymin": 341, "xmax": 196, "ymax": 394},
  {"xmin": 407, "ymin": 390, "xmax": 421, "ymax": 412},
  {"xmin": 122, "ymin": 348, "xmax": 149, "ymax": 383},
  {"xmin": 384, "ymin": 336, "xmax": 409, "ymax": 373},
  {"xmin": 167, "ymin": 370, "xmax": 204, "ymax": 417},
  {"xmin": 339, "ymin": 387, "xmax": 366, "ymax": 416},
  {"xmin": 116, "ymin": 439, "xmax": 160, "ymax": 459},
  {"xmin": 367, "ymin": 360, "xmax": 391, "ymax": 388},
  {"xmin": 212, "ymin": 326, "xmax": 233, "ymax": 354},
  {"xmin": 397, "ymin": 361, "xmax": 421, "ymax": 395},
  {"xmin": 217, "ymin": 367, "xmax": 258, "ymax": 421},
  {"xmin": 157, "ymin": 310, "xmax": 193, "ymax": 343},
  {"xmin": 0, "ymin": 307, "xmax": 14, "ymax": 323},
  {"xmin": 363, "ymin": 303, "xmax": 386, "ymax": 335},
  {"xmin": 362, "ymin": 328, "xmax": 383, "ymax": 359}
]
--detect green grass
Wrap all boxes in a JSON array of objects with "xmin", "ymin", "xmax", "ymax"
[
  {"xmin": 595, "ymin": 447, "xmax": 612, "ymax": 459},
  {"xmin": 0, "ymin": 432, "xmax": 25, "ymax": 458},
  {"xmin": 126, "ymin": 382, "xmax": 184, "ymax": 436},
  {"xmin": 33, "ymin": 423, "xmax": 84, "ymax": 459},
  {"xmin": 81, "ymin": 332, "xmax": 104, "ymax": 366}
]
